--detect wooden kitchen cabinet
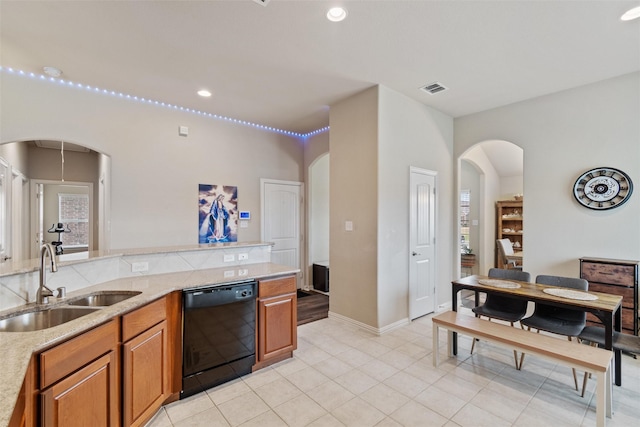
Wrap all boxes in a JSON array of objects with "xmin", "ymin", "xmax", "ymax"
[
  {"xmin": 39, "ymin": 320, "xmax": 120, "ymax": 427},
  {"xmin": 580, "ymin": 257, "xmax": 639, "ymax": 335},
  {"xmin": 255, "ymin": 275, "xmax": 297, "ymax": 369},
  {"xmin": 41, "ymin": 352, "xmax": 118, "ymax": 427},
  {"xmin": 121, "ymin": 297, "xmax": 170, "ymax": 427}
]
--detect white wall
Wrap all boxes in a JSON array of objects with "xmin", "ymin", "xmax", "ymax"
[
  {"xmin": 1, "ymin": 71, "xmax": 304, "ymax": 250},
  {"xmin": 309, "ymin": 154, "xmax": 329, "ymax": 265},
  {"xmin": 461, "ymin": 147, "xmax": 501, "ymax": 274},
  {"xmin": 303, "ymin": 131, "xmax": 329, "ymax": 289},
  {"xmin": 330, "ymin": 87, "xmax": 379, "ymax": 327},
  {"xmin": 460, "ymin": 160, "xmax": 480, "ymax": 275},
  {"xmin": 455, "ymin": 72, "xmax": 640, "ymax": 277},
  {"xmin": 500, "ymin": 175, "xmax": 523, "ymax": 199},
  {"xmin": 329, "ymin": 85, "xmax": 454, "ymax": 330},
  {"xmin": 378, "ymin": 86, "xmax": 454, "ymax": 326}
]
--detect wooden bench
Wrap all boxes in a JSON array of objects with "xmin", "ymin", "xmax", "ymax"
[{"xmin": 432, "ymin": 311, "xmax": 613, "ymax": 427}]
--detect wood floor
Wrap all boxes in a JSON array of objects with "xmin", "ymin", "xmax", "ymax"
[{"xmin": 297, "ymin": 290, "xmax": 329, "ymax": 325}]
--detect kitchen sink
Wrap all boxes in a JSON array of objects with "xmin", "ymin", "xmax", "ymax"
[
  {"xmin": 0, "ymin": 306, "xmax": 101, "ymax": 333},
  {"xmin": 66, "ymin": 291, "xmax": 142, "ymax": 307}
]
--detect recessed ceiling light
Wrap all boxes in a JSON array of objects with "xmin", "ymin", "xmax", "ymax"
[
  {"xmin": 43, "ymin": 66, "xmax": 62, "ymax": 77},
  {"xmin": 327, "ymin": 7, "xmax": 347, "ymax": 22},
  {"xmin": 621, "ymin": 5, "xmax": 640, "ymax": 21},
  {"xmin": 197, "ymin": 89, "xmax": 212, "ymax": 97}
]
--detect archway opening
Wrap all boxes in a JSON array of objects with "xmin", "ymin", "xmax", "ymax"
[{"xmin": 458, "ymin": 140, "xmax": 523, "ymax": 278}]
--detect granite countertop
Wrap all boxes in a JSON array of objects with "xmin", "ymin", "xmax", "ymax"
[{"xmin": 0, "ymin": 262, "xmax": 297, "ymax": 427}]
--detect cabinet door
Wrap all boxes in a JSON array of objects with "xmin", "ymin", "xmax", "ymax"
[
  {"xmin": 41, "ymin": 352, "xmax": 118, "ymax": 427},
  {"xmin": 122, "ymin": 320, "xmax": 169, "ymax": 427},
  {"xmin": 257, "ymin": 293, "xmax": 297, "ymax": 362}
]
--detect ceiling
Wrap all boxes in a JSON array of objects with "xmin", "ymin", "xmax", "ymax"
[{"xmin": 1, "ymin": 1, "xmax": 639, "ymax": 135}]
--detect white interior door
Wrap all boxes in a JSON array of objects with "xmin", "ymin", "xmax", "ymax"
[
  {"xmin": 261, "ymin": 179, "xmax": 302, "ymax": 286},
  {"xmin": 409, "ymin": 167, "xmax": 437, "ymax": 319}
]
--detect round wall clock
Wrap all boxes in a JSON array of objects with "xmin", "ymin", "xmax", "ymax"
[{"xmin": 573, "ymin": 167, "xmax": 633, "ymax": 210}]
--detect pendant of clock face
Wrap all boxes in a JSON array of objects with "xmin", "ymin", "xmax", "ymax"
[{"xmin": 573, "ymin": 167, "xmax": 633, "ymax": 210}]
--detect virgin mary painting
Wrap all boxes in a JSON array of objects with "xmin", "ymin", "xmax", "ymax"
[{"xmin": 198, "ymin": 184, "xmax": 238, "ymax": 243}]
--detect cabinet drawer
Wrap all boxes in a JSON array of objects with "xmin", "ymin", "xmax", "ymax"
[
  {"xmin": 122, "ymin": 297, "xmax": 166, "ymax": 342},
  {"xmin": 259, "ymin": 276, "xmax": 296, "ymax": 298},
  {"xmin": 581, "ymin": 262, "xmax": 636, "ymax": 287},
  {"xmin": 40, "ymin": 319, "xmax": 118, "ymax": 389},
  {"xmin": 587, "ymin": 282, "xmax": 635, "ymax": 307}
]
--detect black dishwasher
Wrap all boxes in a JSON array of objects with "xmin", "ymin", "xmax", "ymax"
[{"xmin": 181, "ymin": 280, "xmax": 256, "ymax": 399}]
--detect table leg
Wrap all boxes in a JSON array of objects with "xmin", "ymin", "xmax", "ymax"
[
  {"xmin": 605, "ymin": 310, "xmax": 622, "ymax": 386},
  {"xmin": 451, "ymin": 285, "xmax": 458, "ymax": 356},
  {"xmin": 614, "ymin": 308, "xmax": 622, "ymax": 386}
]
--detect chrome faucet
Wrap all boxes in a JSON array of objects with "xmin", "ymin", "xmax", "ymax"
[{"xmin": 37, "ymin": 243, "xmax": 58, "ymax": 304}]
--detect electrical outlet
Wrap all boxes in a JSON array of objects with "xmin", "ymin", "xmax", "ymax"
[
  {"xmin": 131, "ymin": 262, "xmax": 148, "ymax": 273},
  {"xmin": 224, "ymin": 270, "xmax": 235, "ymax": 278},
  {"xmin": 238, "ymin": 253, "xmax": 248, "ymax": 260},
  {"xmin": 224, "ymin": 254, "xmax": 235, "ymax": 262},
  {"xmin": 238, "ymin": 269, "xmax": 248, "ymax": 276}
]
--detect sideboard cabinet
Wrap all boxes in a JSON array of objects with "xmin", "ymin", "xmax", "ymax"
[{"xmin": 580, "ymin": 257, "xmax": 639, "ymax": 335}]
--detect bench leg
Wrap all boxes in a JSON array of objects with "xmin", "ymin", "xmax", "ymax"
[
  {"xmin": 596, "ymin": 371, "xmax": 604, "ymax": 427},
  {"xmin": 595, "ymin": 367, "xmax": 613, "ymax": 427},
  {"xmin": 606, "ymin": 365, "xmax": 612, "ymax": 418}
]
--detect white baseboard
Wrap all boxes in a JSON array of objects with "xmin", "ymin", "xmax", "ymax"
[
  {"xmin": 328, "ymin": 311, "xmax": 410, "ymax": 336},
  {"xmin": 436, "ymin": 301, "xmax": 452, "ymax": 312}
]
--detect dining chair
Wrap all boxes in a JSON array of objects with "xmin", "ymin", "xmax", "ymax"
[
  {"xmin": 578, "ymin": 326, "xmax": 640, "ymax": 397},
  {"xmin": 496, "ymin": 239, "xmax": 522, "ymax": 270},
  {"xmin": 520, "ymin": 275, "xmax": 589, "ymax": 391},
  {"xmin": 470, "ymin": 268, "xmax": 531, "ymax": 369}
]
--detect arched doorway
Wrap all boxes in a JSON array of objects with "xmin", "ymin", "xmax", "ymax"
[
  {"xmin": 308, "ymin": 152, "xmax": 329, "ymax": 291},
  {"xmin": 458, "ymin": 140, "xmax": 523, "ymax": 277}
]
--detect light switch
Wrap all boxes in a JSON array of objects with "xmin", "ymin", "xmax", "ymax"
[
  {"xmin": 178, "ymin": 126, "xmax": 189, "ymax": 137},
  {"xmin": 345, "ymin": 220, "xmax": 353, "ymax": 231},
  {"xmin": 472, "ymin": 219, "xmax": 479, "ymax": 226}
]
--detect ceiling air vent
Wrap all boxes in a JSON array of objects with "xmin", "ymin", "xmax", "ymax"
[
  {"xmin": 252, "ymin": 0, "xmax": 271, "ymax": 6},
  {"xmin": 420, "ymin": 82, "xmax": 448, "ymax": 95}
]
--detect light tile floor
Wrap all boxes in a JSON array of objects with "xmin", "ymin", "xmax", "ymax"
[{"xmin": 147, "ymin": 310, "xmax": 640, "ymax": 427}]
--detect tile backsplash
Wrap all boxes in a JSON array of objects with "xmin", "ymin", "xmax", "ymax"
[{"xmin": 0, "ymin": 244, "xmax": 271, "ymax": 312}]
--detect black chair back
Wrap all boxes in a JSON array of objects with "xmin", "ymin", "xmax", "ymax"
[{"xmin": 534, "ymin": 275, "xmax": 588, "ymax": 324}]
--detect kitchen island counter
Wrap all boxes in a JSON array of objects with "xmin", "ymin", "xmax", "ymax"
[{"xmin": 0, "ymin": 262, "xmax": 298, "ymax": 427}]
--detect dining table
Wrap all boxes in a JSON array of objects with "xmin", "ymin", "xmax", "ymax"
[{"xmin": 451, "ymin": 274, "xmax": 624, "ymax": 386}]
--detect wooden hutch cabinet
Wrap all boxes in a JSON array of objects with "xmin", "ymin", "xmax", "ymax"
[
  {"xmin": 495, "ymin": 200, "xmax": 523, "ymax": 267},
  {"xmin": 580, "ymin": 257, "xmax": 639, "ymax": 335}
]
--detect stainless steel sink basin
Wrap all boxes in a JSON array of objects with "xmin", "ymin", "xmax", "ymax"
[
  {"xmin": 0, "ymin": 307, "xmax": 101, "ymax": 333},
  {"xmin": 66, "ymin": 291, "xmax": 142, "ymax": 307}
]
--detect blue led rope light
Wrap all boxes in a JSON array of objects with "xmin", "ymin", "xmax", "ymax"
[{"xmin": 1, "ymin": 66, "xmax": 329, "ymax": 140}]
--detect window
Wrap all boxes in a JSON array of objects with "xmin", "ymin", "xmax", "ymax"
[
  {"xmin": 460, "ymin": 189, "xmax": 470, "ymax": 253},
  {"xmin": 58, "ymin": 193, "xmax": 89, "ymax": 247}
]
